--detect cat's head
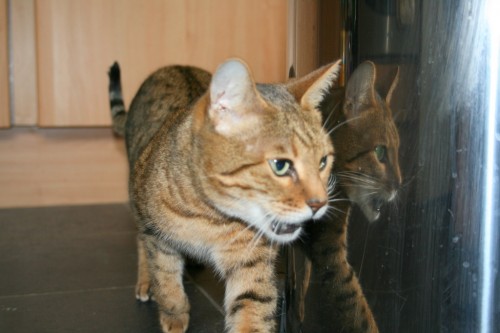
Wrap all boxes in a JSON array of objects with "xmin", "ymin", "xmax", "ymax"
[
  {"xmin": 330, "ymin": 61, "xmax": 402, "ymax": 222},
  {"xmin": 193, "ymin": 59, "xmax": 341, "ymax": 243}
]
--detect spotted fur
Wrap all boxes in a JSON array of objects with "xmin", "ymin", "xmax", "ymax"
[{"xmin": 108, "ymin": 59, "xmax": 341, "ymax": 333}]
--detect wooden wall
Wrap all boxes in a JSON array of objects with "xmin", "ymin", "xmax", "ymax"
[
  {"xmin": 10, "ymin": 0, "xmax": 38, "ymax": 126},
  {"xmin": 0, "ymin": 0, "xmax": 288, "ymax": 208},
  {"xmin": 36, "ymin": 0, "xmax": 288, "ymax": 127},
  {"xmin": 0, "ymin": 0, "xmax": 10, "ymax": 127},
  {"xmin": 0, "ymin": 128, "xmax": 128, "ymax": 208}
]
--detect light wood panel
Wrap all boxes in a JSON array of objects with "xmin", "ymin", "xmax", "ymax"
[
  {"xmin": 36, "ymin": 0, "xmax": 287, "ymax": 127},
  {"xmin": 293, "ymin": 0, "xmax": 319, "ymax": 77},
  {"xmin": 10, "ymin": 0, "xmax": 38, "ymax": 126},
  {"xmin": 0, "ymin": 128, "xmax": 128, "ymax": 208},
  {"xmin": 0, "ymin": 0, "xmax": 10, "ymax": 127}
]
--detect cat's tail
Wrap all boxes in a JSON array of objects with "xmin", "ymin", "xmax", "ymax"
[{"xmin": 108, "ymin": 62, "xmax": 127, "ymax": 136}]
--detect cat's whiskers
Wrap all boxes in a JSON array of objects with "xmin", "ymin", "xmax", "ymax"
[
  {"xmin": 326, "ymin": 115, "xmax": 362, "ymax": 136},
  {"xmin": 325, "ymin": 204, "xmax": 349, "ymax": 218},
  {"xmin": 322, "ymin": 100, "xmax": 341, "ymax": 131},
  {"xmin": 228, "ymin": 222, "xmax": 256, "ymax": 245},
  {"xmin": 338, "ymin": 182, "xmax": 379, "ymax": 189},
  {"xmin": 267, "ymin": 232, "xmax": 279, "ymax": 260},
  {"xmin": 244, "ymin": 226, "xmax": 264, "ymax": 255},
  {"xmin": 323, "ymin": 175, "xmax": 339, "ymax": 218},
  {"xmin": 249, "ymin": 228, "xmax": 266, "ymax": 254},
  {"xmin": 328, "ymin": 197, "xmax": 351, "ymax": 204},
  {"xmin": 338, "ymin": 180, "xmax": 381, "ymax": 192},
  {"xmin": 358, "ymin": 190, "xmax": 379, "ymax": 199},
  {"xmin": 246, "ymin": 211, "xmax": 275, "ymax": 253},
  {"xmin": 247, "ymin": 224, "xmax": 274, "ymax": 258},
  {"xmin": 324, "ymin": 190, "xmax": 349, "ymax": 218},
  {"xmin": 399, "ymin": 165, "xmax": 422, "ymax": 190},
  {"xmin": 337, "ymin": 173, "xmax": 377, "ymax": 180},
  {"xmin": 327, "ymin": 188, "xmax": 345, "ymax": 201},
  {"xmin": 336, "ymin": 173, "xmax": 382, "ymax": 192},
  {"xmin": 228, "ymin": 201, "xmax": 281, "ymax": 242},
  {"xmin": 327, "ymin": 174, "xmax": 337, "ymax": 194},
  {"xmin": 226, "ymin": 209, "xmax": 279, "ymax": 251},
  {"xmin": 356, "ymin": 220, "xmax": 372, "ymax": 281},
  {"xmin": 225, "ymin": 198, "xmax": 260, "ymax": 245},
  {"xmin": 336, "ymin": 171, "xmax": 380, "ymax": 184}
]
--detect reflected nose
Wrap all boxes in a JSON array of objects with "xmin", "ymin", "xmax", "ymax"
[{"xmin": 307, "ymin": 198, "xmax": 327, "ymax": 214}]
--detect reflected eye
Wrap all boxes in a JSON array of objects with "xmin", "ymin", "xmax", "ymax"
[
  {"xmin": 319, "ymin": 156, "xmax": 328, "ymax": 171},
  {"xmin": 374, "ymin": 145, "xmax": 387, "ymax": 162},
  {"xmin": 269, "ymin": 159, "xmax": 292, "ymax": 176}
]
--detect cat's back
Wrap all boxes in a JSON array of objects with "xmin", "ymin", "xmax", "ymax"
[{"xmin": 125, "ymin": 65, "xmax": 211, "ymax": 166}]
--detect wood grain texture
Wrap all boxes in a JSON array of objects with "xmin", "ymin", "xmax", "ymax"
[
  {"xmin": 0, "ymin": 0, "xmax": 10, "ymax": 127},
  {"xmin": 294, "ymin": 0, "xmax": 319, "ymax": 77},
  {"xmin": 36, "ymin": 0, "xmax": 287, "ymax": 127},
  {"xmin": 0, "ymin": 128, "xmax": 128, "ymax": 208},
  {"xmin": 10, "ymin": 0, "xmax": 38, "ymax": 125}
]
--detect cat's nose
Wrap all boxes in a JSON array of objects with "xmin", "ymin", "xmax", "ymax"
[{"xmin": 307, "ymin": 199, "xmax": 326, "ymax": 214}]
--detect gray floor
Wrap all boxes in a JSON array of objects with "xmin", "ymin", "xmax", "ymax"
[{"xmin": 0, "ymin": 204, "xmax": 225, "ymax": 333}]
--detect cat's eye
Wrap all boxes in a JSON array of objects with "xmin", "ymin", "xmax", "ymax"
[
  {"xmin": 269, "ymin": 159, "xmax": 292, "ymax": 177},
  {"xmin": 319, "ymin": 156, "xmax": 328, "ymax": 171},
  {"xmin": 374, "ymin": 145, "xmax": 387, "ymax": 162}
]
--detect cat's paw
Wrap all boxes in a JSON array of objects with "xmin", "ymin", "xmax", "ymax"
[
  {"xmin": 160, "ymin": 312, "xmax": 189, "ymax": 333},
  {"xmin": 135, "ymin": 280, "xmax": 152, "ymax": 302}
]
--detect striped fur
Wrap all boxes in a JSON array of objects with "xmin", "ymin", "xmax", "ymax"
[
  {"xmin": 295, "ymin": 61, "xmax": 401, "ymax": 332},
  {"xmin": 108, "ymin": 59, "xmax": 341, "ymax": 333}
]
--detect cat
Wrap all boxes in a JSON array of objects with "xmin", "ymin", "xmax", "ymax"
[
  {"xmin": 289, "ymin": 61, "xmax": 401, "ymax": 333},
  {"xmin": 108, "ymin": 58, "xmax": 342, "ymax": 333}
]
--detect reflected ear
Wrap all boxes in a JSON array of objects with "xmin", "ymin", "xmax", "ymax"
[
  {"xmin": 376, "ymin": 65, "xmax": 399, "ymax": 106},
  {"xmin": 344, "ymin": 61, "xmax": 377, "ymax": 117},
  {"xmin": 286, "ymin": 60, "xmax": 342, "ymax": 111},
  {"xmin": 208, "ymin": 59, "xmax": 263, "ymax": 136},
  {"xmin": 344, "ymin": 61, "xmax": 400, "ymax": 118}
]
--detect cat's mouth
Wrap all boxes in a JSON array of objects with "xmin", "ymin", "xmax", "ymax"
[
  {"xmin": 270, "ymin": 221, "xmax": 302, "ymax": 236},
  {"xmin": 363, "ymin": 195, "xmax": 394, "ymax": 222},
  {"xmin": 371, "ymin": 198, "xmax": 385, "ymax": 221},
  {"xmin": 359, "ymin": 197, "xmax": 385, "ymax": 222},
  {"xmin": 372, "ymin": 198, "xmax": 384, "ymax": 213}
]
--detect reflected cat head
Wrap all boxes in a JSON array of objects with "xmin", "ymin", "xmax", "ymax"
[{"xmin": 326, "ymin": 61, "xmax": 402, "ymax": 222}]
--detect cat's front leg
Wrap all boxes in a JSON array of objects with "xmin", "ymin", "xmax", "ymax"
[
  {"xmin": 145, "ymin": 237, "xmax": 190, "ymax": 333},
  {"xmin": 310, "ymin": 219, "xmax": 379, "ymax": 333},
  {"xmin": 135, "ymin": 235, "xmax": 152, "ymax": 302},
  {"xmin": 221, "ymin": 251, "xmax": 279, "ymax": 333}
]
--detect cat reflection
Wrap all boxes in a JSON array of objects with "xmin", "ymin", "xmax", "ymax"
[{"xmin": 290, "ymin": 61, "xmax": 401, "ymax": 333}]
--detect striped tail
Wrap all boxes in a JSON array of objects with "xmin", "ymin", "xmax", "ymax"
[{"xmin": 108, "ymin": 62, "xmax": 127, "ymax": 136}]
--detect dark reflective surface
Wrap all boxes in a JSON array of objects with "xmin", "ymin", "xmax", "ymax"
[{"xmin": 284, "ymin": 0, "xmax": 499, "ymax": 332}]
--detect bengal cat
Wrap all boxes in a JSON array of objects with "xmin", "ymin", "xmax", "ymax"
[
  {"xmin": 108, "ymin": 58, "xmax": 341, "ymax": 333},
  {"xmin": 292, "ymin": 61, "xmax": 401, "ymax": 333}
]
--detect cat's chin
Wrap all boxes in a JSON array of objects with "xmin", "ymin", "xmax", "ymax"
[
  {"xmin": 364, "ymin": 209, "xmax": 381, "ymax": 223},
  {"xmin": 359, "ymin": 196, "xmax": 388, "ymax": 222}
]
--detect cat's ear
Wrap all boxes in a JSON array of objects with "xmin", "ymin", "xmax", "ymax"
[
  {"xmin": 344, "ymin": 61, "xmax": 400, "ymax": 118},
  {"xmin": 344, "ymin": 61, "xmax": 377, "ymax": 116},
  {"xmin": 286, "ymin": 60, "xmax": 342, "ymax": 111},
  {"xmin": 208, "ymin": 59, "xmax": 263, "ymax": 136},
  {"xmin": 375, "ymin": 65, "xmax": 399, "ymax": 106},
  {"xmin": 344, "ymin": 61, "xmax": 378, "ymax": 118}
]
